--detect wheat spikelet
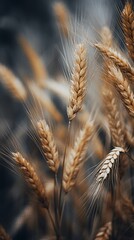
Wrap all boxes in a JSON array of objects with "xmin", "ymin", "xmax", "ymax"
[
  {"xmin": 19, "ymin": 36, "xmax": 47, "ymax": 87},
  {"xmin": 95, "ymin": 43, "xmax": 134, "ymax": 82},
  {"xmin": 63, "ymin": 120, "xmax": 94, "ymax": 193},
  {"xmin": 95, "ymin": 222, "xmax": 112, "ymax": 240},
  {"xmin": 67, "ymin": 43, "xmax": 87, "ymax": 121},
  {"xmin": 102, "ymin": 86, "xmax": 126, "ymax": 149},
  {"xmin": 122, "ymin": 2, "xmax": 134, "ymax": 61},
  {"xmin": 108, "ymin": 64, "xmax": 134, "ymax": 117},
  {"xmin": 37, "ymin": 120, "xmax": 59, "ymax": 173},
  {"xmin": 100, "ymin": 26, "xmax": 113, "ymax": 48},
  {"xmin": 0, "ymin": 225, "xmax": 11, "ymax": 240},
  {"xmin": 96, "ymin": 147, "xmax": 125, "ymax": 183},
  {"xmin": 53, "ymin": 2, "xmax": 69, "ymax": 37},
  {"xmin": 0, "ymin": 64, "xmax": 27, "ymax": 101},
  {"xmin": 12, "ymin": 152, "xmax": 49, "ymax": 209}
]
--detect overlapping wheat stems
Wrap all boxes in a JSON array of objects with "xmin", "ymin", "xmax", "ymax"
[
  {"xmin": 122, "ymin": 2, "xmax": 134, "ymax": 61},
  {"xmin": 12, "ymin": 152, "xmax": 58, "ymax": 237},
  {"xmin": 96, "ymin": 147, "xmax": 125, "ymax": 184},
  {"xmin": 0, "ymin": 64, "xmax": 27, "ymax": 101},
  {"xmin": 95, "ymin": 43, "xmax": 134, "ymax": 82},
  {"xmin": 108, "ymin": 64, "xmax": 134, "ymax": 118},
  {"xmin": 0, "ymin": 225, "xmax": 11, "ymax": 240},
  {"xmin": 67, "ymin": 43, "xmax": 87, "ymax": 121},
  {"xmin": 95, "ymin": 222, "xmax": 112, "ymax": 240}
]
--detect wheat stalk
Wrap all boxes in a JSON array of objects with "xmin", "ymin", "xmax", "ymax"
[
  {"xmin": 0, "ymin": 225, "xmax": 11, "ymax": 240},
  {"xmin": 122, "ymin": 2, "xmax": 134, "ymax": 61},
  {"xmin": 95, "ymin": 222, "xmax": 112, "ymax": 240},
  {"xmin": 37, "ymin": 119, "xmax": 60, "ymax": 173},
  {"xmin": 67, "ymin": 43, "xmax": 87, "ymax": 121},
  {"xmin": 95, "ymin": 43, "xmax": 134, "ymax": 82},
  {"xmin": 96, "ymin": 147, "xmax": 125, "ymax": 183},
  {"xmin": 63, "ymin": 120, "xmax": 94, "ymax": 193},
  {"xmin": 108, "ymin": 64, "xmax": 134, "ymax": 118},
  {"xmin": 0, "ymin": 64, "xmax": 27, "ymax": 101},
  {"xmin": 12, "ymin": 152, "xmax": 49, "ymax": 209}
]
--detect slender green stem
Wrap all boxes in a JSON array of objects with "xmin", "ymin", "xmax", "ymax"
[
  {"xmin": 54, "ymin": 173, "xmax": 60, "ymax": 231},
  {"xmin": 47, "ymin": 207, "xmax": 59, "ymax": 238}
]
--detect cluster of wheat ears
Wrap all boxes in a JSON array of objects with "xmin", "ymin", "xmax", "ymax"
[{"xmin": 0, "ymin": 1, "xmax": 134, "ymax": 240}]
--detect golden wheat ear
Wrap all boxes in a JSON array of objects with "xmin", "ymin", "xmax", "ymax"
[
  {"xmin": 95, "ymin": 222, "xmax": 112, "ymax": 240},
  {"xmin": 122, "ymin": 2, "xmax": 134, "ymax": 61},
  {"xmin": 53, "ymin": 1, "xmax": 70, "ymax": 38},
  {"xmin": 0, "ymin": 64, "xmax": 27, "ymax": 101},
  {"xmin": 0, "ymin": 225, "xmax": 11, "ymax": 240},
  {"xmin": 37, "ymin": 119, "xmax": 60, "ymax": 173},
  {"xmin": 108, "ymin": 64, "xmax": 134, "ymax": 118},
  {"xmin": 12, "ymin": 152, "xmax": 49, "ymax": 209},
  {"xmin": 95, "ymin": 43, "xmax": 134, "ymax": 82},
  {"xmin": 62, "ymin": 120, "xmax": 94, "ymax": 193},
  {"xmin": 96, "ymin": 147, "xmax": 125, "ymax": 184},
  {"xmin": 67, "ymin": 43, "xmax": 87, "ymax": 121}
]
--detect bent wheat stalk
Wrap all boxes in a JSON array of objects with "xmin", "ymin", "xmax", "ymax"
[
  {"xmin": 122, "ymin": 2, "xmax": 134, "ymax": 61},
  {"xmin": 96, "ymin": 147, "xmax": 125, "ymax": 183},
  {"xmin": 67, "ymin": 43, "xmax": 87, "ymax": 121}
]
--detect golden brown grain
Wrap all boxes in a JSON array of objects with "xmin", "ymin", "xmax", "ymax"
[
  {"xmin": 12, "ymin": 152, "xmax": 49, "ymax": 209},
  {"xmin": 0, "ymin": 225, "xmax": 11, "ymax": 240},
  {"xmin": 95, "ymin": 222, "xmax": 112, "ymax": 240},
  {"xmin": 37, "ymin": 119, "xmax": 60, "ymax": 173},
  {"xmin": 67, "ymin": 43, "xmax": 87, "ymax": 121}
]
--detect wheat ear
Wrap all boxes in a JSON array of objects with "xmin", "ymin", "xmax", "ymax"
[
  {"xmin": 95, "ymin": 43, "xmax": 134, "ymax": 82},
  {"xmin": 100, "ymin": 26, "xmax": 113, "ymax": 47},
  {"xmin": 95, "ymin": 222, "xmax": 112, "ymax": 240},
  {"xmin": 67, "ymin": 43, "xmax": 87, "ymax": 121},
  {"xmin": 102, "ymin": 86, "xmax": 126, "ymax": 149},
  {"xmin": 19, "ymin": 36, "xmax": 47, "ymax": 87},
  {"xmin": 122, "ymin": 2, "xmax": 134, "ymax": 61},
  {"xmin": 53, "ymin": 2, "xmax": 69, "ymax": 38},
  {"xmin": 108, "ymin": 65, "xmax": 134, "ymax": 117},
  {"xmin": 0, "ymin": 64, "xmax": 27, "ymax": 101},
  {"xmin": 96, "ymin": 147, "xmax": 125, "ymax": 183},
  {"xmin": 37, "ymin": 120, "xmax": 60, "ymax": 173},
  {"xmin": 63, "ymin": 120, "xmax": 94, "ymax": 193},
  {"xmin": 12, "ymin": 152, "xmax": 49, "ymax": 209},
  {"xmin": 0, "ymin": 225, "xmax": 11, "ymax": 240}
]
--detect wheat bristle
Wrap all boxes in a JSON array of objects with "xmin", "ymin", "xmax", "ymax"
[
  {"xmin": 12, "ymin": 152, "xmax": 49, "ymax": 209},
  {"xmin": 96, "ymin": 147, "xmax": 125, "ymax": 183},
  {"xmin": 108, "ymin": 65, "xmax": 134, "ymax": 117},
  {"xmin": 0, "ymin": 225, "xmax": 11, "ymax": 240},
  {"xmin": 37, "ymin": 120, "xmax": 60, "ymax": 173},
  {"xmin": 0, "ymin": 64, "xmax": 27, "ymax": 101},
  {"xmin": 63, "ymin": 120, "xmax": 94, "ymax": 193},
  {"xmin": 67, "ymin": 43, "xmax": 87, "ymax": 121},
  {"xmin": 95, "ymin": 43, "xmax": 134, "ymax": 82},
  {"xmin": 122, "ymin": 2, "xmax": 134, "ymax": 61},
  {"xmin": 95, "ymin": 222, "xmax": 112, "ymax": 240}
]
